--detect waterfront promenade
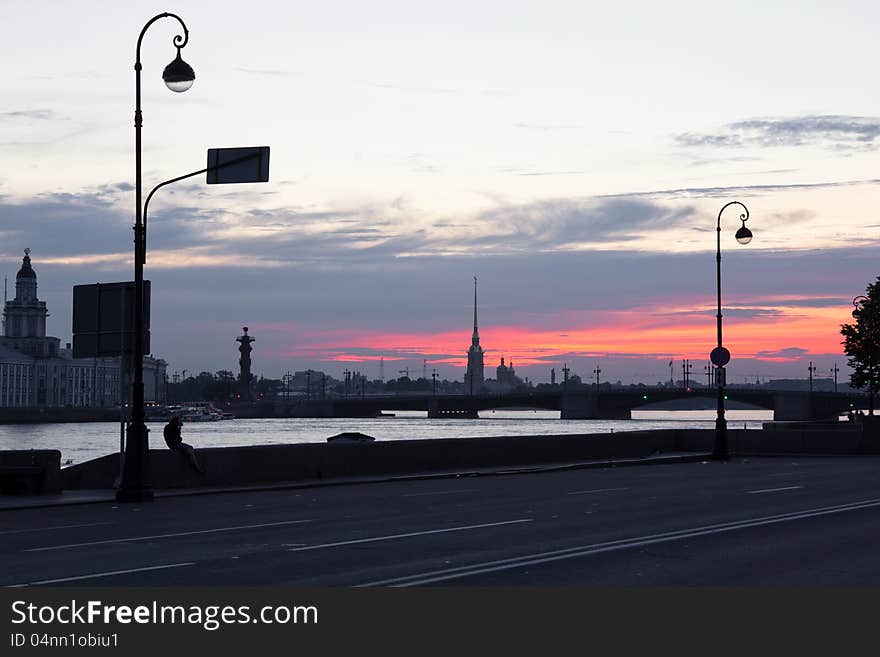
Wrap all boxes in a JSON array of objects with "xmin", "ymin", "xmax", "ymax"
[{"xmin": 4, "ymin": 454, "xmax": 880, "ymax": 586}]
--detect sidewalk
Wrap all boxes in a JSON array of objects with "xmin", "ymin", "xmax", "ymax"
[{"xmin": 0, "ymin": 450, "xmax": 710, "ymax": 511}]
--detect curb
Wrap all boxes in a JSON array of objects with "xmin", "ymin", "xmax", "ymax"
[{"xmin": 0, "ymin": 452, "xmax": 710, "ymax": 511}]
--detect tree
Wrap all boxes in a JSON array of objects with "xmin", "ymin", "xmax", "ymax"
[{"xmin": 841, "ymin": 277, "xmax": 880, "ymax": 415}]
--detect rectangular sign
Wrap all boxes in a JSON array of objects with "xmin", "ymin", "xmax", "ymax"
[
  {"xmin": 72, "ymin": 281, "xmax": 150, "ymax": 358},
  {"xmin": 206, "ymin": 146, "xmax": 270, "ymax": 184}
]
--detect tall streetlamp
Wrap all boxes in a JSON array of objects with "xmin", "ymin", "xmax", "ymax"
[
  {"xmin": 711, "ymin": 201, "xmax": 753, "ymax": 461},
  {"xmin": 117, "ymin": 13, "xmax": 195, "ymax": 503}
]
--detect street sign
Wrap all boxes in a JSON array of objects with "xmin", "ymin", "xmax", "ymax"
[
  {"xmin": 72, "ymin": 281, "xmax": 150, "ymax": 358},
  {"xmin": 710, "ymin": 346, "xmax": 731, "ymax": 367},
  {"xmin": 206, "ymin": 146, "xmax": 270, "ymax": 184}
]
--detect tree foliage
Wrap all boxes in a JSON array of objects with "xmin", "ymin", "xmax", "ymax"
[{"xmin": 841, "ymin": 276, "xmax": 880, "ymax": 410}]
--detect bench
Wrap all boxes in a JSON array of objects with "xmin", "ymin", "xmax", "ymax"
[{"xmin": 0, "ymin": 450, "xmax": 62, "ymax": 494}]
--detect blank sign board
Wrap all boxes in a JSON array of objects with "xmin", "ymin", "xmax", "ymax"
[
  {"xmin": 72, "ymin": 281, "xmax": 150, "ymax": 358},
  {"xmin": 206, "ymin": 146, "xmax": 270, "ymax": 184}
]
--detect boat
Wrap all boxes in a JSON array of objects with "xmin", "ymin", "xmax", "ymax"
[{"xmin": 326, "ymin": 432, "xmax": 376, "ymax": 443}]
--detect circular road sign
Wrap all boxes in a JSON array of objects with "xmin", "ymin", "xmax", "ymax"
[{"xmin": 710, "ymin": 347, "xmax": 731, "ymax": 367}]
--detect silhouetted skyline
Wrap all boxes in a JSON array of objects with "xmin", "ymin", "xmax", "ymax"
[{"xmin": 3, "ymin": 2, "xmax": 879, "ymax": 383}]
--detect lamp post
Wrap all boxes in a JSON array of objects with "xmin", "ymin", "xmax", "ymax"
[
  {"xmin": 711, "ymin": 201, "xmax": 753, "ymax": 461},
  {"xmin": 117, "ymin": 13, "xmax": 195, "ymax": 503}
]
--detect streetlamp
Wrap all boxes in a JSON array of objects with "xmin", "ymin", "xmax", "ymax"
[
  {"xmin": 711, "ymin": 201, "xmax": 753, "ymax": 461},
  {"xmin": 117, "ymin": 13, "xmax": 196, "ymax": 503}
]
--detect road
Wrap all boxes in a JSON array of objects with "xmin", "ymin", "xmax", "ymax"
[{"xmin": 3, "ymin": 456, "xmax": 880, "ymax": 586}]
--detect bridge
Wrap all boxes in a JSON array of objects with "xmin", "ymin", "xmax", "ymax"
[{"xmin": 232, "ymin": 387, "xmax": 869, "ymax": 422}]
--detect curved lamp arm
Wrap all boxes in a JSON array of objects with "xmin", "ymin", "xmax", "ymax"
[
  {"xmin": 136, "ymin": 12, "xmax": 189, "ymax": 65},
  {"xmin": 141, "ymin": 151, "xmax": 264, "ymax": 263},
  {"xmin": 716, "ymin": 200, "xmax": 749, "ymax": 231}
]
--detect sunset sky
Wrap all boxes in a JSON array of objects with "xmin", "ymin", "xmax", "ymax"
[{"xmin": 2, "ymin": 1, "xmax": 880, "ymax": 383}]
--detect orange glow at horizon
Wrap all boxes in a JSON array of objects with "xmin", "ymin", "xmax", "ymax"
[{"xmin": 263, "ymin": 299, "xmax": 852, "ymax": 366}]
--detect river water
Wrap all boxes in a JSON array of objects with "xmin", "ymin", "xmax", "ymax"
[{"xmin": 0, "ymin": 409, "xmax": 774, "ymax": 467}]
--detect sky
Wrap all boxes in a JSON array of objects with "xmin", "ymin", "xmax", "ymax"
[{"xmin": 2, "ymin": 0, "xmax": 880, "ymax": 384}]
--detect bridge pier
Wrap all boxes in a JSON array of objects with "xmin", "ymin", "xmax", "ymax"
[
  {"xmin": 772, "ymin": 392, "xmax": 823, "ymax": 421},
  {"xmin": 427, "ymin": 399, "xmax": 479, "ymax": 419},
  {"xmin": 560, "ymin": 393, "xmax": 598, "ymax": 420}
]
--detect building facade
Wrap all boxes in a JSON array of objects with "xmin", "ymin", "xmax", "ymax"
[
  {"xmin": 0, "ymin": 250, "xmax": 167, "ymax": 407},
  {"xmin": 496, "ymin": 356, "xmax": 520, "ymax": 386}
]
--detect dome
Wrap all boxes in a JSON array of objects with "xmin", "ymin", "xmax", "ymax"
[{"xmin": 16, "ymin": 249, "xmax": 35, "ymax": 279}]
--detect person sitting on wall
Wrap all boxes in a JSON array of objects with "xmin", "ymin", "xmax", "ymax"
[{"xmin": 163, "ymin": 416, "xmax": 205, "ymax": 474}]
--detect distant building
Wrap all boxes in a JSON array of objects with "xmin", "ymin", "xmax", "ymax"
[
  {"xmin": 464, "ymin": 276, "xmax": 484, "ymax": 394},
  {"xmin": 496, "ymin": 356, "xmax": 520, "ymax": 386},
  {"xmin": 0, "ymin": 250, "xmax": 166, "ymax": 407}
]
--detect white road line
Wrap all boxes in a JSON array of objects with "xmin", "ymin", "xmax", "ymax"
[
  {"xmin": 358, "ymin": 497, "xmax": 880, "ymax": 587},
  {"xmin": 766, "ymin": 472, "xmax": 800, "ymax": 477},
  {"xmin": 27, "ymin": 519, "xmax": 313, "ymax": 552},
  {"xmin": 747, "ymin": 486, "xmax": 804, "ymax": 494},
  {"xmin": 0, "ymin": 522, "xmax": 113, "ymax": 536},
  {"xmin": 7, "ymin": 562, "xmax": 195, "ymax": 588},
  {"xmin": 288, "ymin": 519, "xmax": 533, "ymax": 552},
  {"xmin": 567, "ymin": 487, "xmax": 630, "ymax": 495},
  {"xmin": 403, "ymin": 489, "xmax": 480, "ymax": 498}
]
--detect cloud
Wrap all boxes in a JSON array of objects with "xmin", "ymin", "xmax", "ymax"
[
  {"xmin": 599, "ymin": 178, "xmax": 880, "ymax": 201},
  {"xmin": 675, "ymin": 115, "xmax": 880, "ymax": 151},
  {"xmin": 472, "ymin": 197, "xmax": 697, "ymax": 250},
  {"xmin": 0, "ymin": 109, "xmax": 65, "ymax": 121},
  {"xmin": 754, "ymin": 347, "xmax": 810, "ymax": 362}
]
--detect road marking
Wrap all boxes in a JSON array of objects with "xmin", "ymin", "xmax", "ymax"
[
  {"xmin": 766, "ymin": 472, "xmax": 800, "ymax": 477},
  {"xmin": 27, "ymin": 519, "xmax": 313, "ymax": 552},
  {"xmin": 357, "ymin": 497, "xmax": 880, "ymax": 587},
  {"xmin": 403, "ymin": 489, "xmax": 480, "ymax": 498},
  {"xmin": 7, "ymin": 562, "xmax": 195, "ymax": 588},
  {"xmin": 288, "ymin": 519, "xmax": 533, "ymax": 552},
  {"xmin": 0, "ymin": 522, "xmax": 113, "ymax": 536},
  {"xmin": 567, "ymin": 487, "xmax": 630, "ymax": 495},
  {"xmin": 747, "ymin": 486, "xmax": 804, "ymax": 494}
]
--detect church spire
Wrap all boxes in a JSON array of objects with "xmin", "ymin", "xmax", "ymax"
[{"xmin": 472, "ymin": 275, "xmax": 480, "ymax": 344}]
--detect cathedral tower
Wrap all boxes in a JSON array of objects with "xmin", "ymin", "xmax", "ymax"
[
  {"xmin": 3, "ymin": 249, "xmax": 48, "ymax": 339},
  {"xmin": 464, "ymin": 276, "xmax": 484, "ymax": 394}
]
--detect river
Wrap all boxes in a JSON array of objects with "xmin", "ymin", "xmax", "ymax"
[{"xmin": 0, "ymin": 409, "xmax": 774, "ymax": 466}]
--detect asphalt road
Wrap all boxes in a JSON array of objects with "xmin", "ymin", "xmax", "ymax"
[{"xmin": 4, "ymin": 456, "xmax": 880, "ymax": 586}]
